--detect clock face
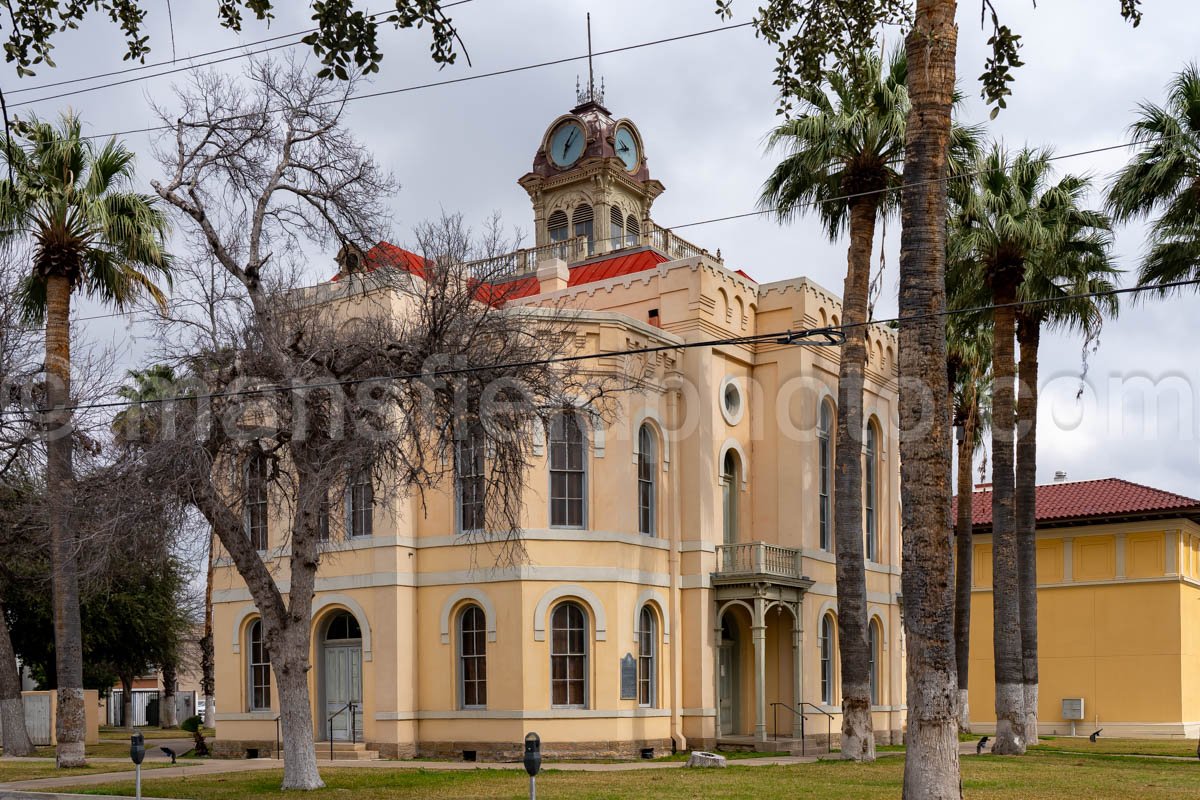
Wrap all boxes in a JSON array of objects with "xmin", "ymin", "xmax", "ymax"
[
  {"xmin": 549, "ymin": 120, "xmax": 586, "ymax": 168},
  {"xmin": 614, "ymin": 126, "xmax": 639, "ymax": 171}
]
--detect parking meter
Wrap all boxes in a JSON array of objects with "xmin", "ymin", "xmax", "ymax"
[
  {"xmin": 130, "ymin": 732, "xmax": 145, "ymax": 800},
  {"xmin": 524, "ymin": 732, "xmax": 541, "ymax": 799}
]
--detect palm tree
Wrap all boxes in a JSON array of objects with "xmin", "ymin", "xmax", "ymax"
[
  {"xmin": 950, "ymin": 144, "xmax": 1114, "ymax": 754},
  {"xmin": 760, "ymin": 49, "xmax": 908, "ymax": 761},
  {"xmin": 1107, "ymin": 63, "xmax": 1200, "ymax": 292},
  {"xmin": 0, "ymin": 113, "xmax": 172, "ymax": 767}
]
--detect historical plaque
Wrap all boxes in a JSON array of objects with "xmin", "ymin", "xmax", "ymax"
[{"xmin": 620, "ymin": 653, "xmax": 637, "ymax": 700}]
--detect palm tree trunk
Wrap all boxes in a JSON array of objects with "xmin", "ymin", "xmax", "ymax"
[
  {"xmin": 834, "ymin": 196, "xmax": 878, "ymax": 762},
  {"xmin": 1016, "ymin": 315, "xmax": 1040, "ymax": 745},
  {"xmin": 121, "ymin": 674, "xmax": 134, "ymax": 731},
  {"xmin": 0, "ymin": 597, "xmax": 35, "ymax": 756},
  {"xmin": 954, "ymin": 401, "xmax": 975, "ymax": 733},
  {"xmin": 898, "ymin": 1, "xmax": 962, "ymax": 795},
  {"xmin": 160, "ymin": 661, "xmax": 179, "ymax": 729},
  {"xmin": 44, "ymin": 273, "xmax": 86, "ymax": 768},
  {"xmin": 990, "ymin": 276, "xmax": 1025, "ymax": 755}
]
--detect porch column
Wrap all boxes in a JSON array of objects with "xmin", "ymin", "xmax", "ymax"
[
  {"xmin": 713, "ymin": 609, "xmax": 724, "ymax": 741},
  {"xmin": 752, "ymin": 596, "xmax": 767, "ymax": 743},
  {"xmin": 792, "ymin": 615, "xmax": 803, "ymax": 739}
]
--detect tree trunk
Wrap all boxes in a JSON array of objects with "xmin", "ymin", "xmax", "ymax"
[
  {"xmin": 990, "ymin": 277, "xmax": 1025, "ymax": 755},
  {"xmin": 954, "ymin": 402, "xmax": 975, "ymax": 734},
  {"xmin": 273, "ymin": 624, "xmax": 321, "ymax": 790},
  {"xmin": 899, "ymin": 1, "xmax": 962, "ymax": 796},
  {"xmin": 0, "ymin": 599, "xmax": 35, "ymax": 756},
  {"xmin": 121, "ymin": 674, "xmax": 134, "ymax": 731},
  {"xmin": 1016, "ymin": 316, "xmax": 1040, "ymax": 745},
  {"xmin": 44, "ymin": 273, "xmax": 86, "ymax": 768},
  {"xmin": 834, "ymin": 197, "xmax": 878, "ymax": 762},
  {"xmin": 202, "ymin": 532, "xmax": 216, "ymax": 729},
  {"xmin": 160, "ymin": 661, "xmax": 179, "ymax": 729}
]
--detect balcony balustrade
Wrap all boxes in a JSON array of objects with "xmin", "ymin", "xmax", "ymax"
[{"xmin": 713, "ymin": 541, "xmax": 808, "ymax": 586}]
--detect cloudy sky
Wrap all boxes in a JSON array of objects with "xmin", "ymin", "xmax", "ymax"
[{"xmin": 5, "ymin": 0, "xmax": 1199, "ymax": 496}]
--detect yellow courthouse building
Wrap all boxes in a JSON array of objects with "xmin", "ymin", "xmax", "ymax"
[
  {"xmin": 965, "ymin": 477, "xmax": 1200, "ymax": 738},
  {"xmin": 211, "ymin": 89, "xmax": 904, "ymax": 759}
]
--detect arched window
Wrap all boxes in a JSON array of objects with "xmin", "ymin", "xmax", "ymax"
[
  {"xmin": 459, "ymin": 605, "xmax": 487, "ymax": 709},
  {"xmin": 609, "ymin": 205, "xmax": 624, "ymax": 251},
  {"xmin": 244, "ymin": 452, "xmax": 269, "ymax": 550},
  {"xmin": 348, "ymin": 467, "xmax": 373, "ymax": 538},
  {"xmin": 547, "ymin": 209, "xmax": 569, "ymax": 243},
  {"xmin": 637, "ymin": 424, "xmax": 657, "ymax": 536},
  {"xmin": 549, "ymin": 412, "xmax": 586, "ymax": 528},
  {"xmin": 247, "ymin": 619, "xmax": 271, "ymax": 711},
  {"xmin": 869, "ymin": 618, "xmax": 882, "ymax": 705},
  {"xmin": 573, "ymin": 204, "xmax": 594, "ymax": 255},
  {"xmin": 721, "ymin": 450, "xmax": 738, "ymax": 546},
  {"xmin": 325, "ymin": 612, "xmax": 361, "ymax": 641},
  {"xmin": 865, "ymin": 421, "xmax": 879, "ymax": 561},
  {"xmin": 819, "ymin": 613, "xmax": 835, "ymax": 706},
  {"xmin": 637, "ymin": 605, "xmax": 657, "ymax": 707},
  {"xmin": 317, "ymin": 495, "xmax": 331, "ymax": 542},
  {"xmin": 818, "ymin": 400, "xmax": 833, "ymax": 551},
  {"xmin": 551, "ymin": 602, "xmax": 588, "ymax": 708},
  {"xmin": 625, "ymin": 214, "xmax": 640, "ymax": 248},
  {"xmin": 457, "ymin": 425, "xmax": 486, "ymax": 533}
]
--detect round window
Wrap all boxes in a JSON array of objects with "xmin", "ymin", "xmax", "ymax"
[{"xmin": 720, "ymin": 378, "xmax": 744, "ymax": 425}]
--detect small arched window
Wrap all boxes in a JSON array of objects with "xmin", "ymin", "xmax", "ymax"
[
  {"xmin": 721, "ymin": 450, "xmax": 738, "ymax": 546},
  {"xmin": 820, "ymin": 613, "xmax": 835, "ymax": 706},
  {"xmin": 625, "ymin": 214, "xmax": 640, "ymax": 247},
  {"xmin": 637, "ymin": 424, "xmax": 657, "ymax": 536},
  {"xmin": 609, "ymin": 205, "xmax": 624, "ymax": 251},
  {"xmin": 818, "ymin": 401, "xmax": 834, "ymax": 551},
  {"xmin": 457, "ymin": 424, "xmax": 486, "ymax": 533},
  {"xmin": 869, "ymin": 617, "xmax": 882, "ymax": 705},
  {"xmin": 348, "ymin": 467, "xmax": 373, "ymax": 538},
  {"xmin": 573, "ymin": 204, "xmax": 594, "ymax": 255},
  {"xmin": 549, "ymin": 412, "xmax": 587, "ymax": 528},
  {"xmin": 637, "ymin": 605, "xmax": 657, "ymax": 707},
  {"xmin": 548, "ymin": 210, "xmax": 569, "ymax": 243},
  {"xmin": 459, "ymin": 605, "xmax": 487, "ymax": 709},
  {"xmin": 247, "ymin": 619, "xmax": 271, "ymax": 711},
  {"xmin": 245, "ymin": 452, "xmax": 269, "ymax": 550},
  {"xmin": 865, "ymin": 421, "xmax": 880, "ymax": 562},
  {"xmin": 550, "ymin": 602, "xmax": 588, "ymax": 708}
]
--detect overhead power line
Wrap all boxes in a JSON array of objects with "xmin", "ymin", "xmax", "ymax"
[{"xmin": 7, "ymin": 276, "xmax": 1197, "ymax": 419}]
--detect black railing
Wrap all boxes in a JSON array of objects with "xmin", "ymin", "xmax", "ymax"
[
  {"xmin": 326, "ymin": 702, "xmax": 357, "ymax": 760},
  {"xmin": 799, "ymin": 702, "xmax": 835, "ymax": 756},
  {"xmin": 274, "ymin": 715, "xmax": 281, "ymax": 759}
]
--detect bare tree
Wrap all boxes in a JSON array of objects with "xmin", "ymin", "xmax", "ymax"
[{"xmin": 140, "ymin": 57, "xmax": 608, "ymax": 789}]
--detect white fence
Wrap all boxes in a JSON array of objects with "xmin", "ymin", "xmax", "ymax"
[{"xmin": 107, "ymin": 690, "xmax": 196, "ymax": 727}]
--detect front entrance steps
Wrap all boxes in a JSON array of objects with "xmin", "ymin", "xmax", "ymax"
[
  {"xmin": 316, "ymin": 741, "xmax": 379, "ymax": 761},
  {"xmin": 717, "ymin": 735, "xmax": 835, "ymax": 757}
]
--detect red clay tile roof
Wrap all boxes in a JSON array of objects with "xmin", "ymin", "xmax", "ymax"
[
  {"xmin": 955, "ymin": 478, "xmax": 1200, "ymax": 528},
  {"xmin": 337, "ymin": 243, "xmax": 671, "ymax": 305}
]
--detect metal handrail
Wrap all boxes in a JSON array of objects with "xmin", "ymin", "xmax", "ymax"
[
  {"xmin": 769, "ymin": 701, "xmax": 803, "ymax": 747},
  {"xmin": 326, "ymin": 701, "xmax": 357, "ymax": 760},
  {"xmin": 274, "ymin": 715, "xmax": 281, "ymax": 759},
  {"xmin": 798, "ymin": 702, "xmax": 835, "ymax": 754}
]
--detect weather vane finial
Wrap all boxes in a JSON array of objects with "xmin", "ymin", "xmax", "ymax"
[{"xmin": 576, "ymin": 13, "xmax": 605, "ymax": 106}]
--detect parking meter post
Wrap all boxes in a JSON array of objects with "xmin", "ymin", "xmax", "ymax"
[
  {"xmin": 130, "ymin": 733, "xmax": 145, "ymax": 800},
  {"xmin": 523, "ymin": 732, "xmax": 541, "ymax": 800}
]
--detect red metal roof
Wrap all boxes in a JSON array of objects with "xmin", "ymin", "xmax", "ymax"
[{"xmin": 955, "ymin": 478, "xmax": 1200, "ymax": 528}]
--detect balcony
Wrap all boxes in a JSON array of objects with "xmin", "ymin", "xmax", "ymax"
[
  {"xmin": 461, "ymin": 220, "xmax": 721, "ymax": 282},
  {"xmin": 712, "ymin": 542, "xmax": 812, "ymax": 588}
]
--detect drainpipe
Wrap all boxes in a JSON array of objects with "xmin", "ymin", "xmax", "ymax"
[{"xmin": 668, "ymin": 386, "xmax": 687, "ymax": 753}]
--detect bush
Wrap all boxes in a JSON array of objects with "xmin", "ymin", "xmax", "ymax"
[{"xmin": 180, "ymin": 715, "xmax": 202, "ymax": 733}]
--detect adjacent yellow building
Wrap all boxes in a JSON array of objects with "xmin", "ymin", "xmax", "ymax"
[
  {"xmin": 965, "ymin": 477, "xmax": 1200, "ymax": 738},
  {"xmin": 211, "ymin": 87, "xmax": 904, "ymax": 759}
]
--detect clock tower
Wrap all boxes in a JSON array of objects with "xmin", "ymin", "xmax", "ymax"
[{"xmin": 519, "ymin": 79, "xmax": 665, "ymax": 258}]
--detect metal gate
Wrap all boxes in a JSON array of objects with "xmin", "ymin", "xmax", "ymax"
[{"xmin": 24, "ymin": 694, "xmax": 51, "ymax": 745}]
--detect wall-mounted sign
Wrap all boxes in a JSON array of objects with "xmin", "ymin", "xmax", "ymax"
[{"xmin": 620, "ymin": 653, "xmax": 637, "ymax": 700}]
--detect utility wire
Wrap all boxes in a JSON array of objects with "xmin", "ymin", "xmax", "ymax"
[
  {"xmin": 7, "ymin": 276, "xmax": 1197, "ymax": 418},
  {"xmin": 6, "ymin": 1, "xmax": 476, "ymax": 99},
  {"xmin": 73, "ymin": 22, "xmax": 755, "ymax": 141}
]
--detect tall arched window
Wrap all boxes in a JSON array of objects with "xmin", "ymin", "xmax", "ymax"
[
  {"xmin": 348, "ymin": 467, "xmax": 373, "ymax": 538},
  {"xmin": 457, "ymin": 425, "xmax": 486, "ymax": 533},
  {"xmin": 247, "ymin": 619, "xmax": 271, "ymax": 711},
  {"xmin": 637, "ymin": 605, "xmax": 657, "ymax": 707},
  {"xmin": 819, "ymin": 613, "xmax": 835, "ymax": 706},
  {"xmin": 550, "ymin": 602, "xmax": 588, "ymax": 708},
  {"xmin": 865, "ymin": 421, "xmax": 879, "ymax": 561},
  {"xmin": 625, "ymin": 214, "xmax": 640, "ymax": 247},
  {"xmin": 869, "ymin": 618, "xmax": 882, "ymax": 705},
  {"xmin": 244, "ymin": 452, "xmax": 269, "ymax": 550},
  {"xmin": 459, "ymin": 605, "xmax": 487, "ymax": 709},
  {"xmin": 549, "ymin": 412, "xmax": 586, "ymax": 528},
  {"xmin": 572, "ymin": 204, "xmax": 594, "ymax": 255},
  {"xmin": 721, "ymin": 450, "xmax": 738, "ymax": 545},
  {"xmin": 609, "ymin": 205, "xmax": 624, "ymax": 251},
  {"xmin": 547, "ymin": 209, "xmax": 568, "ymax": 243},
  {"xmin": 818, "ymin": 401, "xmax": 833, "ymax": 551},
  {"xmin": 317, "ymin": 496, "xmax": 331, "ymax": 542},
  {"xmin": 637, "ymin": 424, "xmax": 657, "ymax": 536}
]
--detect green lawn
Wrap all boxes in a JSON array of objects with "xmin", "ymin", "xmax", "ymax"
[
  {"xmin": 1032, "ymin": 736, "xmax": 1199, "ymax": 759},
  {"xmin": 100, "ymin": 726, "xmax": 214, "ymax": 740},
  {"xmin": 57, "ymin": 751, "xmax": 1200, "ymax": 799}
]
